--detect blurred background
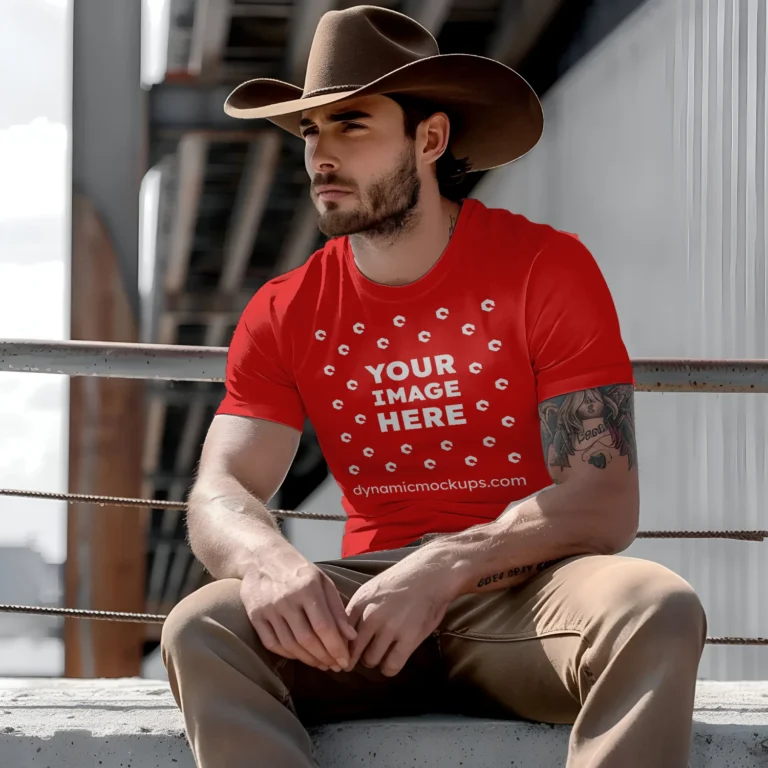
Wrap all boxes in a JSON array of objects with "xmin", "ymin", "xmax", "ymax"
[{"xmin": 0, "ymin": 0, "xmax": 765, "ymax": 683}]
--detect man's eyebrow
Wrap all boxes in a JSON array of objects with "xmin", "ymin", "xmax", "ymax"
[{"xmin": 299, "ymin": 110, "xmax": 373, "ymax": 129}]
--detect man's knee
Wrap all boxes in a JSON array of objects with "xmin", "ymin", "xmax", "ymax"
[
  {"xmin": 601, "ymin": 559, "xmax": 707, "ymax": 645},
  {"xmin": 161, "ymin": 578, "xmax": 252, "ymax": 665}
]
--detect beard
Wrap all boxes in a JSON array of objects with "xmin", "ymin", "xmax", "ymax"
[{"xmin": 314, "ymin": 145, "xmax": 421, "ymax": 239}]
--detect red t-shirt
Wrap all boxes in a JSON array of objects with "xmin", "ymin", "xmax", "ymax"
[{"xmin": 217, "ymin": 199, "xmax": 633, "ymax": 557}]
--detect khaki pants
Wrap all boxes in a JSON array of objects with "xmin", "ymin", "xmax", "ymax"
[{"xmin": 161, "ymin": 549, "xmax": 706, "ymax": 768}]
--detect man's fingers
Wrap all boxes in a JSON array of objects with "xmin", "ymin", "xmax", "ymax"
[
  {"xmin": 361, "ymin": 628, "xmax": 396, "ymax": 670},
  {"xmin": 345, "ymin": 596, "xmax": 364, "ymax": 626},
  {"xmin": 252, "ymin": 619, "xmax": 295, "ymax": 661},
  {"xmin": 322, "ymin": 578, "xmax": 358, "ymax": 642},
  {"xmin": 348, "ymin": 619, "xmax": 377, "ymax": 670},
  {"xmin": 379, "ymin": 639, "xmax": 416, "ymax": 678},
  {"xmin": 283, "ymin": 608, "xmax": 341, "ymax": 670},
  {"xmin": 304, "ymin": 593, "xmax": 351, "ymax": 669},
  {"xmin": 270, "ymin": 615, "xmax": 329, "ymax": 670}
]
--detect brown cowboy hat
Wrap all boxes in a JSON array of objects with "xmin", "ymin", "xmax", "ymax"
[{"xmin": 224, "ymin": 5, "xmax": 544, "ymax": 172}]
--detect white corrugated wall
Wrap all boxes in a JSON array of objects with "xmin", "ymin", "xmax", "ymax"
[{"xmin": 475, "ymin": 0, "xmax": 767, "ymax": 680}]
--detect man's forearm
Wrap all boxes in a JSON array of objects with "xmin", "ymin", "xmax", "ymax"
[
  {"xmin": 413, "ymin": 480, "xmax": 639, "ymax": 597},
  {"xmin": 187, "ymin": 475, "xmax": 296, "ymax": 581}
]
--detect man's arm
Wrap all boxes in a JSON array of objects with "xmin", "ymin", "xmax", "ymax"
[
  {"xmin": 188, "ymin": 414, "xmax": 298, "ymax": 580},
  {"xmin": 189, "ymin": 414, "xmax": 356, "ymax": 671},
  {"xmin": 415, "ymin": 383, "xmax": 639, "ymax": 595},
  {"xmin": 343, "ymin": 382, "xmax": 639, "ymax": 675}
]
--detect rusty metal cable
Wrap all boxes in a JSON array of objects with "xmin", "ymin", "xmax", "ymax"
[
  {"xmin": 0, "ymin": 604, "xmax": 763, "ymax": 646},
  {"xmin": 2, "ymin": 487, "xmax": 767, "ymax": 540},
  {"xmin": 2, "ymin": 487, "xmax": 766, "ymax": 644},
  {"xmin": 0, "ymin": 603, "xmax": 166, "ymax": 624},
  {"xmin": 0, "ymin": 488, "xmax": 347, "ymax": 522}
]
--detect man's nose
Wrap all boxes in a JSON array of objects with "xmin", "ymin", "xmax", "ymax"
[{"xmin": 307, "ymin": 132, "xmax": 340, "ymax": 175}]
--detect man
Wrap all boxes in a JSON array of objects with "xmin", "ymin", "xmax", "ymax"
[{"xmin": 161, "ymin": 7, "xmax": 706, "ymax": 767}]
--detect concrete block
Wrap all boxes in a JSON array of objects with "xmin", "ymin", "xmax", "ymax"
[{"xmin": 1, "ymin": 678, "xmax": 767, "ymax": 767}]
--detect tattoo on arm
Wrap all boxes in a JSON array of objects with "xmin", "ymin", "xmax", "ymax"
[
  {"xmin": 538, "ymin": 384, "xmax": 637, "ymax": 471},
  {"xmin": 476, "ymin": 558, "xmax": 566, "ymax": 589}
]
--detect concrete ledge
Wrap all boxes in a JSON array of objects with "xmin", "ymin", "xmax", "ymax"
[{"xmin": 1, "ymin": 678, "xmax": 767, "ymax": 767}]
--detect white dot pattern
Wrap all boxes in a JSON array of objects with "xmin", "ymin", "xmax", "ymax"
[{"xmin": 321, "ymin": 295, "xmax": 528, "ymax": 487}]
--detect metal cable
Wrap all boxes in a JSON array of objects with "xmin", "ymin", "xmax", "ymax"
[
  {"xmin": 0, "ymin": 603, "xmax": 165, "ymax": 624},
  {"xmin": 0, "ymin": 488, "xmax": 346, "ymax": 521},
  {"xmin": 0, "ymin": 604, "xmax": 764, "ymax": 646},
  {"xmin": 2, "ymin": 487, "xmax": 767, "ymax": 539},
  {"xmin": 2, "ymin": 488, "xmax": 766, "ymax": 643}
]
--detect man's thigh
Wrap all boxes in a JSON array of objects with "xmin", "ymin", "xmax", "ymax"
[{"xmin": 436, "ymin": 554, "xmax": 696, "ymax": 723}]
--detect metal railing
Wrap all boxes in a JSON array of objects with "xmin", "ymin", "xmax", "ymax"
[
  {"xmin": 2, "ymin": 339, "xmax": 768, "ymax": 392},
  {"xmin": 1, "ymin": 339, "xmax": 767, "ymax": 646}
]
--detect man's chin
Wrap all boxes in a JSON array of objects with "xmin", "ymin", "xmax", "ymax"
[{"xmin": 317, "ymin": 210, "xmax": 371, "ymax": 238}]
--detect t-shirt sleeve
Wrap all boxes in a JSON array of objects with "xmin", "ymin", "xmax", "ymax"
[
  {"xmin": 525, "ymin": 232, "xmax": 634, "ymax": 402},
  {"xmin": 216, "ymin": 288, "xmax": 306, "ymax": 431}
]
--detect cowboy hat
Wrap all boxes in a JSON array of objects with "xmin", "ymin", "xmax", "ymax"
[{"xmin": 224, "ymin": 5, "xmax": 543, "ymax": 172}]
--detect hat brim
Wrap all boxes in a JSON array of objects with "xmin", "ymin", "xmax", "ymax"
[{"xmin": 224, "ymin": 54, "xmax": 544, "ymax": 172}]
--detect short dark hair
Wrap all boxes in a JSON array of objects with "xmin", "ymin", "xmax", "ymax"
[{"xmin": 386, "ymin": 93, "xmax": 471, "ymax": 202}]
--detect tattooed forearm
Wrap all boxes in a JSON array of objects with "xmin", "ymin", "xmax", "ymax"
[
  {"xmin": 476, "ymin": 558, "xmax": 565, "ymax": 589},
  {"xmin": 539, "ymin": 384, "xmax": 637, "ymax": 471}
]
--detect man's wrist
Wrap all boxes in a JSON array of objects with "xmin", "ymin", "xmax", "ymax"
[
  {"xmin": 410, "ymin": 539, "xmax": 476, "ymax": 599},
  {"xmin": 236, "ymin": 527, "xmax": 303, "ymax": 578}
]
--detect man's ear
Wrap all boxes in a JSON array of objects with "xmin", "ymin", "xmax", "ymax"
[{"xmin": 419, "ymin": 112, "xmax": 451, "ymax": 164}]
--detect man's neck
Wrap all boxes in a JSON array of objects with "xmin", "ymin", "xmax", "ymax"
[{"xmin": 349, "ymin": 196, "xmax": 462, "ymax": 287}]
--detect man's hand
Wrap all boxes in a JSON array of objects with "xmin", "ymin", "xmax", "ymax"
[
  {"xmin": 241, "ymin": 546, "xmax": 357, "ymax": 672},
  {"xmin": 345, "ymin": 552, "xmax": 461, "ymax": 677}
]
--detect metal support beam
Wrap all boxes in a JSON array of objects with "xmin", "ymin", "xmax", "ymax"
[
  {"xmin": 0, "ymin": 340, "xmax": 227, "ymax": 382},
  {"xmin": 489, "ymin": 0, "xmax": 564, "ymax": 68},
  {"xmin": 68, "ymin": 0, "xmax": 147, "ymax": 678},
  {"xmin": 73, "ymin": 0, "xmax": 145, "ymax": 317},
  {"xmin": 165, "ymin": 289, "xmax": 257, "ymax": 319},
  {"xmin": 188, "ymin": 0, "xmax": 232, "ymax": 80},
  {"xmin": 220, "ymin": 132, "xmax": 283, "ymax": 292},
  {"xmin": 142, "ymin": 395, "xmax": 168, "ymax": 476},
  {"xmin": 4, "ymin": 341, "xmax": 768, "ymax": 393},
  {"xmin": 402, "ymin": 0, "xmax": 453, "ymax": 35},
  {"xmin": 66, "ymin": 194, "xmax": 147, "ymax": 679},
  {"xmin": 164, "ymin": 134, "xmax": 208, "ymax": 294},
  {"xmin": 150, "ymin": 83, "xmax": 242, "ymax": 133}
]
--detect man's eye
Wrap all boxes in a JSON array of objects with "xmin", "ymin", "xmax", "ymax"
[
  {"xmin": 301, "ymin": 127, "xmax": 317, "ymax": 138},
  {"xmin": 343, "ymin": 123, "xmax": 365, "ymax": 131}
]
